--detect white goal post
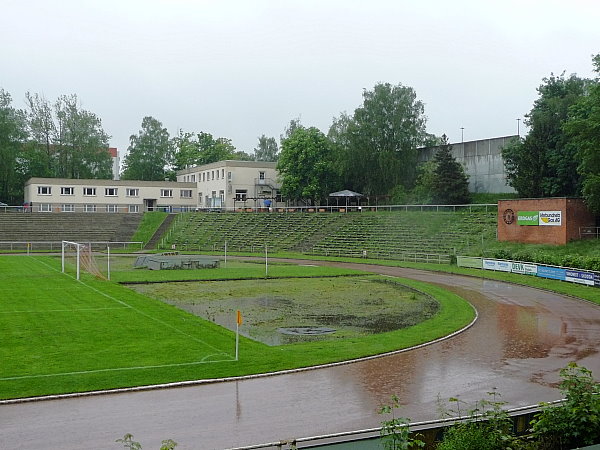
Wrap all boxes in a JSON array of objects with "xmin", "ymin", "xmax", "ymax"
[{"xmin": 61, "ymin": 241, "xmax": 108, "ymax": 280}]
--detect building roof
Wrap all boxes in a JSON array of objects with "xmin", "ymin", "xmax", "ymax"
[
  {"xmin": 108, "ymin": 147, "xmax": 118, "ymax": 158},
  {"xmin": 329, "ymin": 189, "xmax": 364, "ymax": 197}
]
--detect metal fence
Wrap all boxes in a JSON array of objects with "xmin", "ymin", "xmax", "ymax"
[
  {"xmin": 0, "ymin": 241, "xmax": 144, "ymax": 251},
  {"xmin": 580, "ymin": 226, "xmax": 600, "ymax": 239}
]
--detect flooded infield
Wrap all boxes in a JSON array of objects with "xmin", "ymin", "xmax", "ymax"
[
  {"xmin": 2, "ymin": 261, "xmax": 600, "ymax": 449},
  {"xmin": 128, "ymin": 276, "xmax": 439, "ymax": 345}
]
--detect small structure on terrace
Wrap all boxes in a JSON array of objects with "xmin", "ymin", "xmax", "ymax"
[{"xmin": 134, "ymin": 254, "xmax": 219, "ymax": 270}]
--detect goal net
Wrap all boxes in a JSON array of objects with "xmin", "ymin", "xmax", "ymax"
[{"xmin": 61, "ymin": 241, "xmax": 107, "ymax": 280}]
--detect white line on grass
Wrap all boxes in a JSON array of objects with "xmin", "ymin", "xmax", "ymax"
[
  {"xmin": 0, "ymin": 307, "xmax": 129, "ymax": 314},
  {"xmin": 31, "ymin": 256, "xmax": 232, "ymax": 356},
  {"xmin": 0, "ymin": 353, "xmax": 235, "ymax": 381}
]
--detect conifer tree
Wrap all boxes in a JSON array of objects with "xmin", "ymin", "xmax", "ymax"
[{"xmin": 431, "ymin": 134, "xmax": 470, "ymax": 204}]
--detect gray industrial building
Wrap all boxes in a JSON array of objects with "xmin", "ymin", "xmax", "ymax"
[{"xmin": 419, "ymin": 135, "xmax": 517, "ymax": 194}]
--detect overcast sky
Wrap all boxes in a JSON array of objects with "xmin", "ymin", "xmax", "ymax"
[{"xmin": 2, "ymin": 0, "xmax": 599, "ymax": 159}]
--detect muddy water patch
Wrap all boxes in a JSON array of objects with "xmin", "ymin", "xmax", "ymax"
[{"xmin": 128, "ymin": 277, "xmax": 440, "ymax": 346}]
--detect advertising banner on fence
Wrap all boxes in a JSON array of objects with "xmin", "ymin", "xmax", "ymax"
[
  {"xmin": 539, "ymin": 211, "xmax": 562, "ymax": 226},
  {"xmin": 517, "ymin": 211, "xmax": 539, "ymax": 226},
  {"xmin": 537, "ymin": 266, "xmax": 566, "ymax": 281},
  {"xmin": 595, "ymin": 273, "xmax": 600, "ymax": 287},
  {"xmin": 511, "ymin": 262, "xmax": 538, "ymax": 275},
  {"xmin": 483, "ymin": 259, "xmax": 511, "ymax": 272},
  {"xmin": 457, "ymin": 256, "xmax": 483, "ymax": 269},
  {"xmin": 565, "ymin": 270, "xmax": 595, "ymax": 286}
]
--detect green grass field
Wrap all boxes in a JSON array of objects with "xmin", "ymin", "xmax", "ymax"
[{"xmin": 0, "ymin": 255, "xmax": 474, "ymax": 400}]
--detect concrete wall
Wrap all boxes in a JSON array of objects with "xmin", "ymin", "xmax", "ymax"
[
  {"xmin": 419, "ymin": 135, "xmax": 517, "ymax": 193},
  {"xmin": 497, "ymin": 198, "xmax": 595, "ymax": 245}
]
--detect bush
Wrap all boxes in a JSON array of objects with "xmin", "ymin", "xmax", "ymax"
[
  {"xmin": 530, "ymin": 363, "xmax": 600, "ymax": 449},
  {"xmin": 436, "ymin": 391, "xmax": 518, "ymax": 450}
]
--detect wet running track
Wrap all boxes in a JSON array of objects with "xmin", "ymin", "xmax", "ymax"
[{"xmin": 2, "ymin": 261, "xmax": 600, "ymax": 449}]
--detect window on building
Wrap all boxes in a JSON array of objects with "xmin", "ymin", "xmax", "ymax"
[
  {"xmin": 39, "ymin": 203, "xmax": 52, "ymax": 212},
  {"xmin": 62, "ymin": 204, "xmax": 75, "ymax": 212},
  {"xmin": 38, "ymin": 186, "xmax": 51, "ymax": 195},
  {"xmin": 60, "ymin": 187, "xmax": 74, "ymax": 195},
  {"xmin": 221, "ymin": 169, "xmax": 225, "ymax": 178},
  {"xmin": 259, "ymin": 171, "xmax": 265, "ymax": 180},
  {"xmin": 211, "ymin": 170, "xmax": 214, "ymax": 180},
  {"xmin": 105, "ymin": 187, "xmax": 118, "ymax": 196},
  {"xmin": 235, "ymin": 189, "xmax": 247, "ymax": 201},
  {"xmin": 191, "ymin": 174, "xmax": 196, "ymax": 182},
  {"xmin": 219, "ymin": 190, "xmax": 224, "ymax": 202},
  {"xmin": 202, "ymin": 172, "xmax": 205, "ymax": 182},
  {"xmin": 83, "ymin": 187, "xmax": 96, "ymax": 196},
  {"xmin": 180, "ymin": 189, "xmax": 192, "ymax": 198},
  {"xmin": 126, "ymin": 188, "xmax": 139, "ymax": 197},
  {"xmin": 228, "ymin": 171, "xmax": 232, "ymax": 180},
  {"xmin": 198, "ymin": 192, "xmax": 203, "ymax": 205},
  {"xmin": 106, "ymin": 204, "xmax": 119, "ymax": 213},
  {"xmin": 160, "ymin": 189, "xmax": 173, "ymax": 198},
  {"xmin": 84, "ymin": 204, "xmax": 97, "ymax": 213},
  {"xmin": 275, "ymin": 190, "xmax": 283, "ymax": 203},
  {"xmin": 216, "ymin": 170, "xmax": 219, "ymax": 180},
  {"xmin": 128, "ymin": 205, "xmax": 139, "ymax": 213}
]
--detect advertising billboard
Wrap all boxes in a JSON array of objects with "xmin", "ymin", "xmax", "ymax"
[
  {"xmin": 539, "ymin": 211, "xmax": 562, "ymax": 226},
  {"xmin": 483, "ymin": 259, "xmax": 511, "ymax": 272},
  {"xmin": 537, "ymin": 266, "xmax": 566, "ymax": 281},
  {"xmin": 511, "ymin": 262, "xmax": 538, "ymax": 275},
  {"xmin": 457, "ymin": 256, "xmax": 483, "ymax": 269},
  {"xmin": 517, "ymin": 211, "xmax": 539, "ymax": 226},
  {"xmin": 565, "ymin": 270, "xmax": 595, "ymax": 286}
]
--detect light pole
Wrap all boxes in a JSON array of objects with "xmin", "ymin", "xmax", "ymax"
[
  {"xmin": 460, "ymin": 127, "xmax": 465, "ymax": 158},
  {"xmin": 516, "ymin": 118, "xmax": 521, "ymax": 137}
]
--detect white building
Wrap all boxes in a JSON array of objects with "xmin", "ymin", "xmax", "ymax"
[
  {"xmin": 177, "ymin": 160, "xmax": 282, "ymax": 209},
  {"xmin": 24, "ymin": 178, "xmax": 197, "ymax": 213},
  {"xmin": 109, "ymin": 147, "xmax": 120, "ymax": 180}
]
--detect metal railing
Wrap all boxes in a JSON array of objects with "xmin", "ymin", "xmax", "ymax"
[
  {"xmin": 0, "ymin": 241, "xmax": 144, "ymax": 251},
  {"xmin": 580, "ymin": 226, "xmax": 600, "ymax": 239},
  {"xmin": 186, "ymin": 204, "xmax": 497, "ymax": 214}
]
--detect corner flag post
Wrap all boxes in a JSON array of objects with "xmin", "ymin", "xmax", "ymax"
[{"xmin": 235, "ymin": 310, "xmax": 242, "ymax": 361}]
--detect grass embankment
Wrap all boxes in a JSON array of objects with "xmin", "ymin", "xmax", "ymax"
[
  {"xmin": 126, "ymin": 211, "xmax": 168, "ymax": 250},
  {"xmin": 0, "ymin": 255, "xmax": 473, "ymax": 400}
]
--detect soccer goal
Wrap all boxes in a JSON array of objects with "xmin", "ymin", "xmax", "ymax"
[{"xmin": 61, "ymin": 241, "xmax": 107, "ymax": 280}]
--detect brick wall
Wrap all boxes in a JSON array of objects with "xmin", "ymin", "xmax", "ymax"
[{"xmin": 498, "ymin": 198, "xmax": 595, "ymax": 245}]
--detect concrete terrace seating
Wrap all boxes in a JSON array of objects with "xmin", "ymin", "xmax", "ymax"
[
  {"xmin": 164, "ymin": 210, "xmax": 497, "ymax": 258},
  {"xmin": 168, "ymin": 212, "xmax": 347, "ymax": 252},
  {"xmin": 0, "ymin": 212, "xmax": 142, "ymax": 249}
]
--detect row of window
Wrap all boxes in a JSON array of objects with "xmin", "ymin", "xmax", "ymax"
[
  {"xmin": 181, "ymin": 170, "xmax": 267, "ymax": 183},
  {"xmin": 37, "ymin": 186, "xmax": 193, "ymax": 199},
  {"xmin": 35, "ymin": 204, "xmax": 140, "ymax": 213}
]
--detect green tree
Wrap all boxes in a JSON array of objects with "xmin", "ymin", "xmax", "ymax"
[
  {"xmin": 172, "ymin": 131, "xmax": 240, "ymax": 171},
  {"xmin": 53, "ymin": 94, "xmax": 112, "ymax": 179},
  {"xmin": 122, "ymin": 116, "xmax": 172, "ymax": 181},
  {"xmin": 277, "ymin": 126, "xmax": 340, "ymax": 205},
  {"xmin": 334, "ymin": 83, "xmax": 428, "ymax": 196},
  {"xmin": 565, "ymin": 54, "xmax": 600, "ymax": 213},
  {"xmin": 254, "ymin": 135, "xmax": 279, "ymax": 161},
  {"xmin": 0, "ymin": 89, "xmax": 27, "ymax": 203},
  {"xmin": 21, "ymin": 92, "xmax": 112, "ymax": 181},
  {"xmin": 431, "ymin": 134, "xmax": 470, "ymax": 204},
  {"xmin": 503, "ymin": 72, "xmax": 590, "ymax": 197}
]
